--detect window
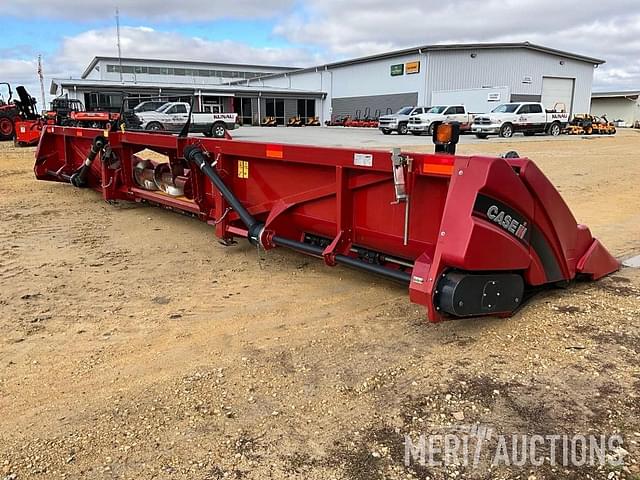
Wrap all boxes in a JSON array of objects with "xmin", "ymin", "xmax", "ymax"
[
  {"xmin": 454, "ymin": 106, "xmax": 465, "ymax": 114},
  {"xmin": 517, "ymin": 104, "xmax": 530, "ymax": 114},
  {"xmin": 134, "ymin": 66, "xmax": 145, "ymax": 74},
  {"xmin": 160, "ymin": 67, "xmax": 169, "ymax": 75},
  {"xmin": 529, "ymin": 104, "xmax": 543, "ymax": 113},
  {"xmin": 428, "ymin": 106, "xmax": 448, "ymax": 114},
  {"xmin": 443, "ymin": 107, "xmax": 456, "ymax": 115},
  {"xmin": 174, "ymin": 68, "xmax": 186, "ymax": 76},
  {"xmin": 297, "ymin": 99, "xmax": 315, "ymax": 118},
  {"xmin": 492, "ymin": 104, "xmax": 520, "ymax": 113},
  {"xmin": 148, "ymin": 67, "xmax": 161, "ymax": 75},
  {"xmin": 413, "ymin": 108, "xmax": 423, "ymax": 115},
  {"xmin": 173, "ymin": 104, "xmax": 188, "ymax": 114},
  {"xmin": 107, "ymin": 65, "xmax": 115, "ymax": 73}
]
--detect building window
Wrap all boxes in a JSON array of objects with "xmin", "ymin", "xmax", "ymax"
[{"xmin": 297, "ymin": 99, "xmax": 316, "ymax": 119}]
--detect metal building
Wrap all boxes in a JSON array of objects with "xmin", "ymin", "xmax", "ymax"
[
  {"xmin": 591, "ymin": 91, "xmax": 640, "ymax": 127},
  {"xmin": 236, "ymin": 42, "xmax": 604, "ymax": 122},
  {"xmin": 50, "ymin": 57, "xmax": 324, "ymax": 125}
]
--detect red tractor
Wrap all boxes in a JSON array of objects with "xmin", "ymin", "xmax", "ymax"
[{"xmin": 0, "ymin": 83, "xmax": 39, "ymax": 141}]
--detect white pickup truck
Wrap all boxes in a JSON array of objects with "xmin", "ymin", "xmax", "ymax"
[
  {"xmin": 472, "ymin": 102, "xmax": 569, "ymax": 138},
  {"xmin": 136, "ymin": 102, "xmax": 238, "ymax": 137},
  {"xmin": 407, "ymin": 105, "xmax": 476, "ymax": 135},
  {"xmin": 378, "ymin": 106, "xmax": 430, "ymax": 135}
]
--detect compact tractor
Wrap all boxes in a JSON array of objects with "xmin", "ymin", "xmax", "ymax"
[
  {"xmin": 33, "ymin": 122, "xmax": 618, "ymax": 323},
  {"xmin": 0, "ymin": 83, "xmax": 40, "ymax": 142}
]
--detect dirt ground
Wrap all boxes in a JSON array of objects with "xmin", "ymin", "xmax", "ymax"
[{"xmin": 0, "ymin": 130, "xmax": 639, "ymax": 480}]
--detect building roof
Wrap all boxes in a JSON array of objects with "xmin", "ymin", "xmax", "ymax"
[
  {"xmin": 591, "ymin": 90, "xmax": 640, "ymax": 99},
  {"xmin": 50, "ymin": 78, "xmax": 325, "ymax": 97},
  {"xmin": 231, "ymin": 41, "xmax": 605, "ymax": 84},
  {"xmin": 81, "ymin": 56, "xmax": 298, "ymax": 79}
]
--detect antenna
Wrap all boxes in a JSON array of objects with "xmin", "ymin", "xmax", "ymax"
[
  {"xmin": 37, "ymin": 54, "xmax": 45, "ymax": 108},
  {"xmin": 116, "ymin": 7, "xmax": 123, "ymax": 82}
]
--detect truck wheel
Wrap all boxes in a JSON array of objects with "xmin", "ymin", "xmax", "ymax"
[
  {"xmin": 548, "ymin": 122, "xmax": 561, "ymax": 136},
  {"xmin": 398, "ymin": 123, "xmax": 408, "ymax": 135},
  {"xmin": 211, "ymin": 122, "xmax": 226, "ymax": 138},
  {"xmin": 427, "ymin": 124, "xmax": 436, "ymax": 136},
  {"xmin": 0, "ymin": 115, "xmax": 15, "ymax": 140},
  {"xmin": 145, "ymin": 121, "xmax": 163, "ymax": 131},
  {"xmin": 499, "ymin": 123, "xmax": 513, "ymax": 138},
  {"xmin": 381, "ymin": 129, "xmax": 391, "ymax": 135},
  {"xmin": 475, "ymin": 133, "xmax": 488, "ymax": 139}
]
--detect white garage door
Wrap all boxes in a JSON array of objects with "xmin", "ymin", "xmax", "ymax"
[{"xmin": 542, "ymin": 77, "xmax": 575, "ymax": 114}]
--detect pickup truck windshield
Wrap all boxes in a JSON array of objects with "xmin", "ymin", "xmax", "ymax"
[
  {"xmin": 396, "ymin": 107, "xmax": 414, "ymax": 115},
  {"xmin": 156, "ymin": 103, "xmax": 174, "ymax": 113},
  {"xmin": 492, "ymin": 104, "xmax": 520, "ymax": 113},
  {"xmin": 427, "ymin": 106, "xmax": 447, "ymax": 114}
]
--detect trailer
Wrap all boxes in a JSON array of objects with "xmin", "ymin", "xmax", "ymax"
[{"xmin": 33, "ymin": 124, "xmax": 618, "ymax": 322}]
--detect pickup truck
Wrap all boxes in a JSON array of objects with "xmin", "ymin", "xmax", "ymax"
[
  {"xmin": 407, "ymin": 105, "xmax": 475, "ymax": 135},
  {"xmin": 378, "ymin": 106, "xmax": 430, "ymax": 135},
  {"xmin": 136, "ymin": 102, "xmax": 238, "ymax": 137},
  {"xmin": 472, "ymin": 102, "xmax": 569, "ymax": 138}
]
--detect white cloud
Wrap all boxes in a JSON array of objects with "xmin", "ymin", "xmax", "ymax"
[
  {"xmin": 273, "ymin": 0, "xmax": 640, "ymax": 89},
  {"xmin": 3, "ymin": 0, "xmax": 295, "ymax": 21}
]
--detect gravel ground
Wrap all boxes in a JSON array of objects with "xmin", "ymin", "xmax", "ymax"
[{"xmin": 0, "ymin": 129, "xmax": 639, "ymax": 479}]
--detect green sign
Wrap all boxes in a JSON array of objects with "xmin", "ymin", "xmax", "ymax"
[{"xmin": 390, "ymin": 64, "xmax": 404, "ymax": 76}]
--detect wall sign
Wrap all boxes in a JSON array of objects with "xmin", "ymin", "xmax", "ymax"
[
  {"xmin": 390, "ymin": 64, "xmax": 404, "ymax": 76},
  {"xmin": 405, "ymin": 61, "xmax": 421, "ymax": 74}
]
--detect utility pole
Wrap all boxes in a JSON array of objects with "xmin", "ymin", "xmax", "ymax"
[
  {"xmin": 116, "ymin": 7, "xmax": 123, "ymax": 82},
  {"xmin": 37, "ymin": 54, "xmax": 45, "ymax": 108}
]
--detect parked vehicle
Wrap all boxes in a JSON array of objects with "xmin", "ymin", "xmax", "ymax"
[
  {"xmin": 378, "ymin": 106, "xmax": 429, "ymax": 135},
  {"xmin": 472, "ymin": 102, "xmax": 569, "ymax": 138},
  {"xmin": 133, "ymin": 100, "xmax": 168, "ymax": 113},
  {"xmin": 0, "ymin": 83, "xmax": 39, "ymax": 141},
  {"xmin": 408, "ymin": 105, "xmax": 476, "ymax": 136},
  {"xmin": 136, "ymin": 102, "xmax": 238, "ymax": 137}
]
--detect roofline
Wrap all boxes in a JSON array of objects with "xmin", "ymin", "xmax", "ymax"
[
  {"xmin": 50, "ymin": 78, "xmax": 326, "ymax": 97},
  {"xmin": 231, "ymin": 41, "xmax": 605, "ymax": 84},
  {"xmin": 591, "ymin": 90, "xmax": 640, "ymax": 99},
  {"xmin": 81, "ymin": 56, "xmax": 299, "ymax": 79}
]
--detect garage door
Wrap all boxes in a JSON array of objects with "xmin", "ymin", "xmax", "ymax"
[
  {"xmin": 542, "ymin": 77, "xmax": 575, "ymax": 114},
  {"xmin": 331, "ymin": 92, "xmax": 418, "ymax": 119}
]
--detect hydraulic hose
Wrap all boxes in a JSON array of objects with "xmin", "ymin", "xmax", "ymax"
[
  {"xmin": 184, "ymin": 145, "xmax": 411, "ymax": 284},
  {"xmin": 70, "ymin": 135, "xmax": 107, "ymax": 188},
  {"xmin": 184, "ymin": 145, "xmax": 263, "ymax": 245}
]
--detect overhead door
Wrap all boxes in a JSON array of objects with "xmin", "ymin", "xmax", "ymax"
[
  {"xmin": 541, "ymin": 77, "xmax": 575, "ymax": 114},
  {"xmin": 331, "ymin": 92, "xmax": 418, "ymax": 119}
]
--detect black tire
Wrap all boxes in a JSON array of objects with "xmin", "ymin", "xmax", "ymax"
[
  {"xmin": 548, "ymin": 122, "xmax": 561, "ymax": 136},
  {"xmin": 398, "ymin": 123, "xmax": 408, "ymax": 135},
  {"xmin": 145, "ymin": 121, "xmax": 163, "ymax": 131},
  {"xmin": 499, "ymin": 123, "xmax": 514, "ymax": 138},
  {"xmin": 427, "ymin": 123, "xmax": 438, "ymax": 136},
  {"xmin": 381, "ymin": 129, "xmax": 391, "ymax": 135},
  {"xmin": 0, "ymin": 114, "xmax": 15, "ymax": 141},
  {"xmin": 211, "ymin": 122, "xmax": 227, "ymax": 138},
  {"xmin": 475, "ymin": 133, "xmax": 488, "ymax": 139}
]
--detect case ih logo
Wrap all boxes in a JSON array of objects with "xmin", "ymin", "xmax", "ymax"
[{"xmin": 473, "ymin": 194, "xmax": 531, "ymax": 245}]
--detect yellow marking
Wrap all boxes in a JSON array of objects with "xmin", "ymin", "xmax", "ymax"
[{"xmin": 237, "ymin": 160, "xmax": 249, "ymax": 179}]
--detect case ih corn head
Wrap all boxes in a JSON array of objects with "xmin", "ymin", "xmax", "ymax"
[{"xmin": 33, "ymin": 124, "xmax": 618, "ymax": 322}]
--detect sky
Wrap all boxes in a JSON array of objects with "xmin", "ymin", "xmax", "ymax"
[{"xmin": 1, "ymin": 0, "xmax": 639, "ymax": 106}]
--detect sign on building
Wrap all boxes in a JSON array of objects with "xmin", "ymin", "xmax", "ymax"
[{"xmin": 390, "ymin": 64, "xmax": 404, "ymax": 76}]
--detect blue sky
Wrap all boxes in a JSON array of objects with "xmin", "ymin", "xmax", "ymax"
[{"xmin": 1, "ymin": 0, "xmax": 638, "ymax": 103}]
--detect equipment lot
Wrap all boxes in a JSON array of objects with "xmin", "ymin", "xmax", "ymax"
[
  {"xmin": 231, "ymin": 125, "xmax": 585, "ymax": 147},
  {"xmin": 1, "ymin": 130, "xmax": 639, "ymax": 479}
]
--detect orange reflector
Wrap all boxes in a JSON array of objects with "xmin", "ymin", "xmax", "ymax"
[
  {"xmin": 266, "ymin": 145, "xmax": 283, "ymax": 159},
  {"xmin": 435, "ymin": 123, "xmax": 453, "ymax": 144},
  {"xmin": 422, "ymin": 163, "xmax": 454, "ymax": 176}
]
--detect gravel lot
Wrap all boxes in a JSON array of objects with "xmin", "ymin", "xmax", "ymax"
[{"xmin": 0, "ymin": 128, "xmax": 639, "ymax": 479}]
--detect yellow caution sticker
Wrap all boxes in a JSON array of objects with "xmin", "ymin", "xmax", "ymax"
[{"xmin": 237, "ymin": 160, "xmax": 249, "ymax": 179}]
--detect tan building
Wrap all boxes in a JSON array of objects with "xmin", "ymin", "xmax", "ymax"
[{"xmin": 591, "ymin": 91, "xmax": 640, "ymax": 127}]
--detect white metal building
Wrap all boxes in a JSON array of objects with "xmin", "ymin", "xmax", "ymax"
[
  {"xmin": 591, "ymin": 91, "xmax": 640, "ymax": 126},
  {"xmin": 52, "ymin": 42, "xmax": 603, "ymax": 126},
  {"xmin": 236, "ymin": 42, "xmax": 603, "ymax": 121}
]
